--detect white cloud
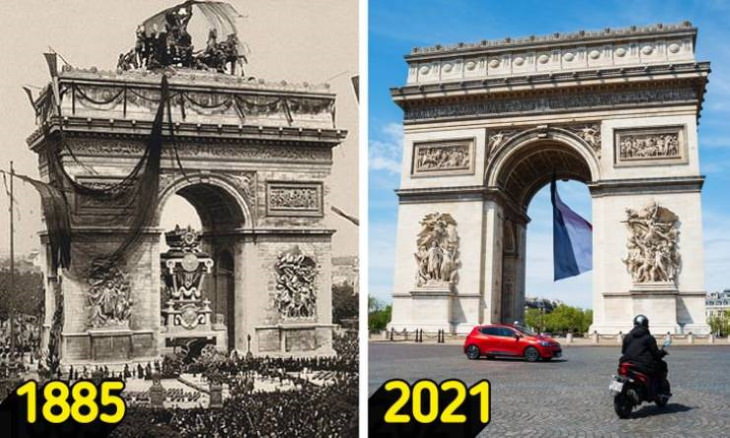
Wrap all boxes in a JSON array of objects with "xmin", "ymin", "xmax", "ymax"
[{"xmin": 369, "ymin": 122, "xmax": 403, "ymax": 174}]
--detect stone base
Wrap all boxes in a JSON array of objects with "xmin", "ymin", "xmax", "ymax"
[
  {"xmin": 62, "ymin": 329, "xmax": 157, "ymax": 364},
  {"xmin": 592, "ymin": 286, "xmax": 711, "ymax": 335},
  {"xmin": 388, "ymin": 287, "xmax": 455, "ymax": 333},
  {"xmin": 254, "ymin": 323, "xmax": 336, "ymax": 357}
]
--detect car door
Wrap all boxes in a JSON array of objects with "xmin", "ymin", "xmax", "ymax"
[
  {"xmin": 478, "ymin": 326, "xmax": 500, "ymax": 354},
  {"xmin": 499, "ymin": 327, "xmax": 521, "ymax": 356}
]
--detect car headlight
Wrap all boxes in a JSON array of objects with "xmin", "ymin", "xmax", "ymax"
[{"xmin": 539, "ymin": 341, "xmax": 550, "ymax": 347}]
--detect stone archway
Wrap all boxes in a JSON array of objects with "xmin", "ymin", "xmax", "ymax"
[
  {"xmin": 485, "ymin": 129, "xmax": 597, "ymax": 325},
  {"xmin": 156, "ymin": 177, "xmax": 248, "ymax": 356},
  {"xmin": 388, "ymin": 23, "xmax": 711, "ymax": 335},
  {"xmin": 31, "ymin": 67, "xmax": 345, "ymax": 364}
]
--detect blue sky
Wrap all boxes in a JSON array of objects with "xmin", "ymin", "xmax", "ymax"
[{"xmin": 368, "ymin": 0, "xmax": 730, "ymax": 309}]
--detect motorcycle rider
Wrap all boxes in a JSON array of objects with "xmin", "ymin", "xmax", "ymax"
[{"xmin": 620, "ymin": 314, "xmax": 668, "ymax": 390}]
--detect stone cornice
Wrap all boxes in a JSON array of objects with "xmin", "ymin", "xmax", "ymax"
[
  {"xmin": 27, "ymin": 117, "xmax": 347, "ymax": 151},
  {"xmin": 408, "ymin": 22, "xmax": 696, "ymax": 60},
  {"xmin": 397, "ymin": 79, "xmax": 706, "ymax": 123},
  {"xmin": 588, "ymin": 176, "xmax": 704, "ymax": 197},
  {"xmin": 392, "ymin": 62, "xmax": 709, "ymax": 101}
]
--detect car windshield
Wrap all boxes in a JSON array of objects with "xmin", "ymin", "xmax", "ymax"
[{"xmin": 514, "ymin": 325, "xmax": 536, "ymax": 336}]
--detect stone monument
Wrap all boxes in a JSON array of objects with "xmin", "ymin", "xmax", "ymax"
[
  {"xmin": 388, "ymin": 22, "xmax": 710, "ymax": 334},
  {"xmin": 31, "ymin": 2, "xmax": 343, "ymax": 366}
]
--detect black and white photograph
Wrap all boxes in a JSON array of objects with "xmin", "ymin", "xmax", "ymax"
[{"xmin": 0, "ymin": 1, "xmax": 358, "ymax": 436}]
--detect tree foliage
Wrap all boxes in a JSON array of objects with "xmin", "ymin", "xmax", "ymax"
[
  {"xmin": 708, "ymin": 310, "xmax": 730, "ymax": 337},
  {"xmin": 368, "ymin": 296, "xmax": 391, "ymax": 332},
  {"xmin": 0, "ymin": 269, "xmax": 44, "ymax": 319},
  {"xmin": 525, "ymin": 304, "xmax": 593, "ymax": 335},
  {"xmin": 332, "ymin": 284, "xmax": 358, "ymax": 326}
]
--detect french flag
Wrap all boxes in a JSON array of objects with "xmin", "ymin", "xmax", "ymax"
[{"xmin": 551, "ymin": 179, "xmax": 592, "ymax": 280}]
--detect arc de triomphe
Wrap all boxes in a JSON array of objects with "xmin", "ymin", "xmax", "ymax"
[{"xmin": 387, "ymin": 22, "xmax": 710, "ymax": 335}]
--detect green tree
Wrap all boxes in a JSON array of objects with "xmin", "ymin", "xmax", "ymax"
[
  {"xmin": 708, "ymin": 310, "xmax": 730, "ymax": 336},
  {"xmin": 368, "ymin": 296, "xmax": 391, "ymax": 332},
  {"xmin": 526, "ymin": 304, "xmax": 592, "ymax": 335},
  {"xmin": 524, "ymin": 308, "xmax": 543, "ymax": 332}
]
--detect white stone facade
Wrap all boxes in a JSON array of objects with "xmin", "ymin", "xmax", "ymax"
[{"xmin": 388, "ymin": 22, "xmax": 711, "ymax": 335}]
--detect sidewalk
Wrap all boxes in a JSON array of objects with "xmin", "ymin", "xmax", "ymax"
[{"xmin": 369, "ymin": 332, "xmax": 730, "ymax": 346}]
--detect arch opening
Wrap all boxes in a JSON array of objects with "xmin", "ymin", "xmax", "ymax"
[
  {"xmin": 157, "ymin": 181, "xmax": 244, "ymax": 356},
  {"xmin": 495, "ymin": 140, "xmax": 593, "ymax": 212},
  {"xmin": 490, "ymin": 138, "xmax": 595, "ymax": 328}
]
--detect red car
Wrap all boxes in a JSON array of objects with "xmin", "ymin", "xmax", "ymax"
[{"xmin": 463, "ymin": 324, "xmax": 562, "ymax": 362}]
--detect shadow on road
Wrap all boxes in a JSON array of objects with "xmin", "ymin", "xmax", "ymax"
[
  {"xmin": 474, "ymin": 357, "xmax": 568, "ymax": 363},
  {"xmin": 631, "ymin": 403, "xmax": 693, "ymax": 418}
]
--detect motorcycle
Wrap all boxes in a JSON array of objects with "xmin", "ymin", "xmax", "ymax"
[{"xmin": 609, "ymin": 338, "xmax": 672, "ymax": 419}]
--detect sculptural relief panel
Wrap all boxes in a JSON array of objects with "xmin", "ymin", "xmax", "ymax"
[
  {"xmin": 266, "ymin": 182, "xmax": 323, "ymax": 217},
  {"xmin": 622, "ymin": 202, "xmax": 681, "ymax": 285},
  {"xmin": 412, "ymin": 139, "xmax": 474, "ymax": 177},
  {"xmin": 86, "ymin": 262, "xmax": 133, "ymax": 329},
  {"xmin": 414, "ymin": 212, "xmax": 460, "ymax": 288},
  {"xmin": 614, "ymin": 126, "xmax": 686, "ymax": 166},
  {"xmin": 274, "ymin": 247, "xmax": 318, "ymax": 320}
]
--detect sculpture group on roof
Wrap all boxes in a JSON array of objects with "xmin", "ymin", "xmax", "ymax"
[{"xmin": 118, "ymin": 1, "xmax": 246, "ymax": 75}]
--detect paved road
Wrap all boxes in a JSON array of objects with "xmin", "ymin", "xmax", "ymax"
[{"xmin": 369, "ymin": 343, "xmax": 730, "ymax": 437}]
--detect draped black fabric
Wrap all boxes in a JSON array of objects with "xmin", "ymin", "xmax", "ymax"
[
  {"xmin": 31, "ymin": 75, "xmax": 171, "ymax": 274},
  {"xmin": 12, "ymin": 173, "xmax": 72, "ymax": 270}
]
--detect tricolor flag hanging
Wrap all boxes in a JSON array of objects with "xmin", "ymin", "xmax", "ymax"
[{"xmin": 551, "ymin": 178, "xmax": 592, "ymax": 280}]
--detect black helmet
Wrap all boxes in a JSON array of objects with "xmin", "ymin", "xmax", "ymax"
[{"xmin": 633, "ymin": 314, "xmax": 649, "ymax": 328}]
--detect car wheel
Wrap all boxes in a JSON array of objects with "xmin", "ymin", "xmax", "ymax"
[
  {"xmin": 524, "ymin": 347, "xmax": 540, "ymax": 362},
  {"xmin": 465, "ymin": 345, "xmax": 481, "ymax": 360}
]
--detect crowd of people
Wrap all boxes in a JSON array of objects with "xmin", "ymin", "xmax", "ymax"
[{"xmin": 110, "ymin": 333, "xmax": 358, "ymax": 437}]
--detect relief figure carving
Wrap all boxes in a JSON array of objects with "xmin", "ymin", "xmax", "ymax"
[
  {"xmin": 414, "ymin": 213, "xmax": 460, "ymax": 287},
  {"xmin": 414, "ymin": 142, "xmax": 471, "ymax": 173},
  {"xmin": 619, "ymin": 132, "xmax": 680, "ymax": 160},
  {"xmin": 274, "ymin": 247, "xmax": 317, "ymax": 319},
  {"xmin": 622, "ymin": 202, "xmax": 681, "ymax": 284}
]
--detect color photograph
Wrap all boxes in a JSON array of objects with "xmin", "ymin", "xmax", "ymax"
[{"xmin": 368, "ymin": 1, "xmax": 730, "ymax": 436}]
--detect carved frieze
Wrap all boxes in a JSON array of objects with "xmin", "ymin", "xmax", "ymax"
[
  {"xmin": 622, "ymin": 202, "xmax": 681, "ymax": 284},
  {"xmin": 412, "ymin": 139, "xmax": 474, "ymax": 176},
  {"xmin": 404, "ymin": 87, "xmax": 697, "ymax": 121},
  {"xmin": 414, "ymin": 212, "xmax": 460, "ymax": 288},
  {"xmin": 274, "ymin": 247, "xmax": 318, "ymax": 319},
  {"xmin": 266, "ymin": 182, "xmax": 323, "ymax": 217},
  {"xmin": 68, "ymin": 138, "xmax": 333, "ymax": 162},
  {"xmin": 615, "ymin": 126, "xmax": 685, "ymax": 166}
]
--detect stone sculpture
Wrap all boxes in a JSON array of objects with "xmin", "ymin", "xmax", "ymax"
[
  {"xmin": 275, "ymin": 247, "xmax": 318, "ymax": 319},
  {"xmin": 87, "ymin": 263, "xmax": 133, "ymax": 328},
  {"xmin": 414, "ymin": 213, "xmax": 460, "ymax": 287},
  {"xmin": 619, "ymin": 132, "xmax": 680, "ymax": 159},
  {"xmin": 622, "ymin": 202, "xmax": 681, "ymax": 283}
]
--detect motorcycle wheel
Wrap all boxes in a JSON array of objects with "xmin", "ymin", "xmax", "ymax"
[
  {"xmin": 656, "ymin": 396, "xmax": 668, "ymax": 407},
  {"xmin": 614, "ymin": 393, "xmax": 633, "ymax": 419}
]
